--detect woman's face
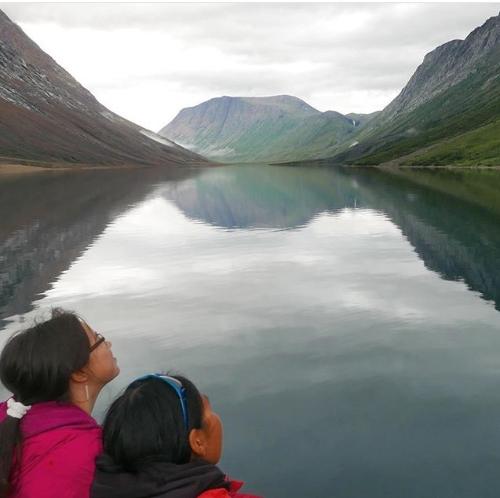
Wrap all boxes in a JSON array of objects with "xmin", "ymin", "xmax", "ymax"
[
  {"xmin": 199, "ymin": 394, "xmax": 223, "ymax": 464},
  {"xmin": 82, "ymin": 322, "xmax": 120, "ymax": 385}
]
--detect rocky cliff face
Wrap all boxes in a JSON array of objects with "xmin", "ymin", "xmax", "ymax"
[
  {"xmin": 0, "ymin": 9, "xmax": 204, "ymax": 167},
  {"xmin": 382, "ymin": 12, "xmax": 500, "ymax": 120}
]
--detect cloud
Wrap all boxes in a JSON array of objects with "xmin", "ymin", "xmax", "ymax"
[{"xmin": 1, "ymin": 3, "xmax": 498, "ymax": 130}]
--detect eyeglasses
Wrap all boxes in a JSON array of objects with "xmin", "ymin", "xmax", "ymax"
[
  {"xmin": 89, "ymin": 333, "xmax": 106, "ymax": 352},
  {"xmin": 135, "ymin": 373, "xmax": 189, "ymax": 429}
]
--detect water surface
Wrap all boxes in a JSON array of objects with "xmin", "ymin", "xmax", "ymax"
[{"xmin": 1, "ymin": 164, "xmax": 500, "ymax": 498}]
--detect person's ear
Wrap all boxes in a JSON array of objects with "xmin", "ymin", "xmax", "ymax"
[
  {"xmin": 70, "ymin": 369, "xmax": 89, "ymax": 385},
  {"xmin": 189, "ymin": 428, "xmax": 208, "ymax": 458}
]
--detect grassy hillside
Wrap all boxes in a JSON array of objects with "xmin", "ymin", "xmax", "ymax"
[
  {"xmin": 403, "ymin": 119, "xmax": 500, "ymax": 166},
  {"xmin": 231, "ymin": 111, "xmax": 360, "ymax": 163},
  {"xmin": 160, "ymin": 95, "xmax": 376, "ymax": 163},
  {"xmin": 335, "ymin": 49, "xmax": 500, "ymax": 166}
]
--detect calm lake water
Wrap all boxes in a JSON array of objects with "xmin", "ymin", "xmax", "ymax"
[{"xmin": 1, "ymin": 163, "xmax": 500, "ymax": 498}]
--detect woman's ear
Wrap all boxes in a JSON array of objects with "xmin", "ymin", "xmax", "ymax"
[
  {"xmin": 189, "ymin": 428, "xmax": 208, "ymax": 458},
  {"xmin": 70, "ymin": 369, "xmax": 88, "ymax": 385}
]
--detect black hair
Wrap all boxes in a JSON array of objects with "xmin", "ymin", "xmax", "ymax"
[
  {"xmin": 99, "ymin": 374, "xmax": 204, "ymax": 472},
  {"xmin": 0, "ymin": 308, "xmax": 90, "ymax": 498}
]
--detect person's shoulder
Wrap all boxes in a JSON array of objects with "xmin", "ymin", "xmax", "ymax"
[
  {"xmin": 31, "ymin": 424, "xmax": 102, "ymax": 443},
  {"xmin": 13, "ymin": 427, "xmax": 103, "ymax": 498},
  {"xmin": 25, "ymin": 425, "xmax": 102, "ymax": 464}
]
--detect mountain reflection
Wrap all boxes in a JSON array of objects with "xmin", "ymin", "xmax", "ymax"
[
  {"xmin": 160, "ymin": 164, "xmax": 361, "ymax": 229},
  {"xmin": 162, "ymin": 164, "xmax": 500, "ymax": 310},
  {"xmin": 1, "ymin": 164, "xmax": 499, "ymax": 325},
  {"xmin": 0, "ymin": 167, "xmax": 198, "ymax": 324}
]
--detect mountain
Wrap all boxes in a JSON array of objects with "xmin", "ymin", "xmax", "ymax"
[
  {"xmin": 159, "ymin": 95, "xmax": 377, "ymax": 163},
  {"xmin": 384, "ymin": 15, "xmax": 500, "ymax": 120},
  {"xmin": 333, "ymin": 12, "xmax": 500, "ymax": 167},
  {"xmin": 0, "ymin": 9, "xmax": 205, "ymax": 168},
  {"xmin": 162, "ymin": 13, "xmax": 500, "ymax": 167}
]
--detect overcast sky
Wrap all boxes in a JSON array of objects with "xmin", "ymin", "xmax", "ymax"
[{"xmin": 1, "ymin": 3, "xmax": 499, "ymax": 131}]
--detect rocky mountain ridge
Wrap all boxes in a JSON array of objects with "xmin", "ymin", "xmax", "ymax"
[
  {"xmin": 381, "ymin": 12, "xmax": 500, "ymax": 120},
  {"xmin": 0, "ymin": 9, "xmax": 204, "ymax": 168},
  {"xmin": 327, "ymin": 12, "xmax": 500, "ymax": 166}
]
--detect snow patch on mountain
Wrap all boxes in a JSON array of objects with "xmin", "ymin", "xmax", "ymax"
[
  {"xmin": 100, "ymin": 110, "xmax": 122, "ymax": 123},
  {"xmin": 203, "ymin": 145, "xmax": 235, "ymax": 157},
  {"xmin": 140, "ymin": 129, "xmax": 183, "ymax": 149}
]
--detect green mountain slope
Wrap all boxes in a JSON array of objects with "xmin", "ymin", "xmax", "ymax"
[
  {"xmin": 403, "ymin": 119, "xmax": 500, "ymax": 167},
  {"xmin": 333, "ymin": 14, "xmax": 500, "ymax": 167},
  {"xmin": 159, "ymin": 95, "xmax": 376, "ymax": 163}
]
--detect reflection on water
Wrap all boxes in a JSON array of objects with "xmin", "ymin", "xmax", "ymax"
[
  {"xmin": 1, "ymin": 164, "xmax": 500, "ymax": 498},
  {"xmin": 0, "ymin": 166, "xmax": 197, "ymax": 323},
  {"xmin": 162, "ymin": 165, "xmax": 500, "ymax": 310}
]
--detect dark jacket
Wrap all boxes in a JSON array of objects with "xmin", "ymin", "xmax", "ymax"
[{"xmin": 91, "ymin": 458, "xmax": 261, "ymax": 498}]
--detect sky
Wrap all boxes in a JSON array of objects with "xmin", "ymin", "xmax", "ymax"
[{"xmin": 1, "ymin": 2, "xmax": 500, "ymax": 132}]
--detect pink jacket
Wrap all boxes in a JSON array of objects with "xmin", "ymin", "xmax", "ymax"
[{"xmin": 0, "ymin": 399, "xmax": 102, "ymax": 498}]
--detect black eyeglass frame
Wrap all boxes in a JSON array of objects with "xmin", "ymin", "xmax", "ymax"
[{"xmin": 89, "ymin": 333, "xmax": 106, "ymax": 352}]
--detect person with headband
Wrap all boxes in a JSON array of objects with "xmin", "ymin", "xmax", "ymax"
[
  {"xmin": 0, "ymin": 308, "xmax": 119, "ymax": 498},
  {"xmin": 91, "ymin": 373, "xmax": 261, "ymax": 498}
]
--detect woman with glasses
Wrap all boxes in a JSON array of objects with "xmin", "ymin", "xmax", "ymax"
[
  {"xmin": 91, "ymin": 373, "xmax": 261, "ymax": 498},
  {"xmin": 0, "ymin": 308, "xmax": 119, "ymax": 498}
]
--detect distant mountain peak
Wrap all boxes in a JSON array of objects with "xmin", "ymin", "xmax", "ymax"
[
  {"xmin": 159, "ymin": 95, "xmax": 368, "ymax": 163},
  {"xmin": 180, "ymin": 94, "xmax": 321, "ymax": 115}
]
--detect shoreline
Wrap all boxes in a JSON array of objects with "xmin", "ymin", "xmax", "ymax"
[
  {"xmin": 0, "ymin": 164, "xmax": 53, "ymax": 174},
  {"xmin": 0, "ymin": 161, "xmax": 212, "ymax": 176},
  {"xmin": 0, "ymin": 161, "xmax": 152, "ymax": 175},
  {"xmin": 270, "ymin": 157, "xmax": 500, "ymax": 170},
  {"xmin": 1, "ymin": 159, "xmax": 499, "ymax": 175},
  {"xmin": 370, "ymin": 163, "xmax": 500, "ymax": 171}
]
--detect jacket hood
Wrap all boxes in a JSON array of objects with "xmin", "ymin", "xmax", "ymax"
[
  {"xmin": 92, "ymin": 458, "xmax": 230, "ymax": 498},
  {"xmin": 0, "ymin": 398, "xmax": 100, "ymax": 438}
]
